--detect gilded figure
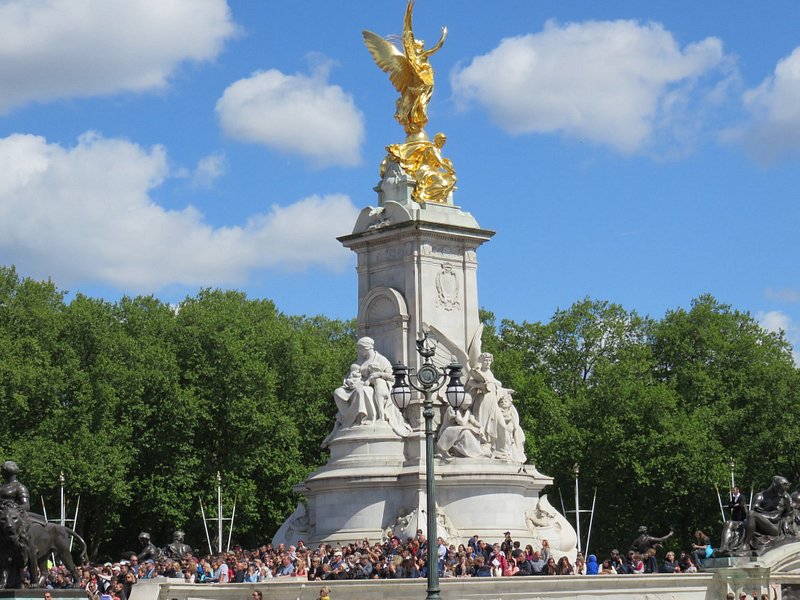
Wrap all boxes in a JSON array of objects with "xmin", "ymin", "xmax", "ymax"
[
  {"xmin": 384, "ymin": 133, "xmax": 456, "ymax": 204},
  {"xmin": 365, "ymin": 1, "xmax": 457, "ymax": 204},
  {"xmin": 363, "ymin": 0, "xmax": 446, "ymax": 137}
]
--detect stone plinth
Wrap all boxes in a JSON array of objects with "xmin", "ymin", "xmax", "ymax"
[
  {"xmin": 338, "ymin": 200, "xmax": 493, "ymax": 373},
  {"xmin": 325, "ymin": 422, "xmax": 407, "ymax": 465},
  {"xmin": 275, "ymin": 451, "xmax": 573, "ymax": 554}
]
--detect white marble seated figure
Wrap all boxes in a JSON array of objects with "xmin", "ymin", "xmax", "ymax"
[
  {"xmin": 333, "ymin": 363, "xmax": 374, "ymax": 428},
  {"xmin": 436, "ymin": 393, "xmax": 491, "ymax": 459},
  {"xmin": 324, "ymin": 337, "xmax": 412, "ymax": 446}
]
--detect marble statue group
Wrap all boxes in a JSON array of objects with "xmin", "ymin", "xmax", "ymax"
[
  {"xmin": 462, "ymin": 352, "xmax": 526, "ymax": 462},
  {"xmin": 323, "ymin": 337, "xmax": 413, "ymax": 446},
  {"xmin": 323, "ymin": 334, "xmax": 526, "ymax": 464}
]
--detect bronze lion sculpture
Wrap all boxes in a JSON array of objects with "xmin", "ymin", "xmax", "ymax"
[{"xmin": 0, "ymin": 499, "xmax": 87, "ymax": 588}]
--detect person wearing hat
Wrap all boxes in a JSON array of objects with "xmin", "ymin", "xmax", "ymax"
[
  {"xmin": 355, "ymin": 552, "xmax": 374, "ymax": 579},
  {"xmin": 328, "ymin": 550, "xmax": 350, "ymax": 580},
  {"xmin": 328, "ymin": 549, "xmax": 344, "ymax": 572},
  {"xmin": 142, "ymin": 560, "xmax": 156, "ymax": 580},
  {"xmin": 501, "ymin": 531, "xmax": 514, "ymax": 555}
]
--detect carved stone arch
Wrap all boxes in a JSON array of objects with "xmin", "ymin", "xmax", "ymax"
[
  {"xmin": 756, "ymin": 541, "xmax": 800, "ymax": 573},
  {"xmin": 357, "ymin": 287, "xmax": 409, "ymax": 366}
]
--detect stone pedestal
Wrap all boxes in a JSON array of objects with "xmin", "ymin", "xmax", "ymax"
[
  {"xmin": 277, "ymin": 447, "xmax": 575, "ymax": 555},
  {"xmin": 339, "ymin": 200, "xmax": 493, "ymax": 373}
]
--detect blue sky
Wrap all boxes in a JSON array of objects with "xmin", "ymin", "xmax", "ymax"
[{"xmin": 0, "ymin": 0, "xmax": 798, "ymax": 360}]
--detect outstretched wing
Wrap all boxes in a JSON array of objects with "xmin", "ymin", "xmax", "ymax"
[
  {"xmin": 466, "ymin": 324, "xmax": 484, "ymax": 370},
  {"xmin": 363, "ymin": 29, "xmax": 418, "ymax": 93},
  {"xmin": 402, "ymin": 0, "xmax": 416, "ymax": 58},
  {"xmin": 424, "ymin": 322, "xmax": 470, "ymax": 373}
]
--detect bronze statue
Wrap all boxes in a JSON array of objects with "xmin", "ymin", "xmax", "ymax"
[
  {"xmin": 163, "ymin": 530, "xmax": 192, "ymax": 561},
  {"xmin": 719, "ymin": 475, "xmax": 793, "ymax": 556},
  {"xmin": 0, "ymin": 461, "xmax": 49, "ymax": 528},
  {"xmin": 0, "ymin": 462, "xmax": 31, "ymax": 511},
  {"xmin": 0, "ymin": 499, "xmax": 36, "ymax": 588},
  {"xmin": 630, "ymin": 525, "xmax": 673, "ymax": 554},
  {"xmin": 0, "ymin": 462, "xmax": 87, "ymax": 588},
  {"xmin": 136, "ymin": 531, "xmax": 163, "ymax": 563}
]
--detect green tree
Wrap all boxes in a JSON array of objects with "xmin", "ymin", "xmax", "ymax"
[
  {"xmin": 0, "ymin": 271, "xmax": 358, "ymax": 558},
  {"xmin": 651, "ymin": 294, "xmax": 800, "ymax": 534},
  {"xmin": 485, "ymin": 295, "xmax": 800, "ymax": 556}
]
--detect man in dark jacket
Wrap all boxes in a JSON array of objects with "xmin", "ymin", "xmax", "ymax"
[
  {"xmin": 511, "ymin": 549, "xmax": 532, "ymax": 576},
  {"xmin": 730, "ymin": 486, "xmax": 747, "ymax": 521}
]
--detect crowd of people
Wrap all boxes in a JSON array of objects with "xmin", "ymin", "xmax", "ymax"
[
  {"xmin": 35, "ymin": 527, "xmax": 731, "ymax": 595},
  {"xmin": 22, "ymin": 480, "xmax": 783, "ymax": 600}
]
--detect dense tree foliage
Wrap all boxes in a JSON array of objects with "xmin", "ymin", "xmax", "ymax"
[
  {"xmin": 0, "ymin": 267, "xmax": 354, "ymax": 559},
  {"xmin": 1, "ymin": 265, "xmax": 797, "ymax": 559},
  {"xmin": 483, "ymin": 295, "xmax": 800, "ymax": 556}
]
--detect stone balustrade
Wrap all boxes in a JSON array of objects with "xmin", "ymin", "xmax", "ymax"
[{"xmin": 128, "ymin": 572, "xmax": 724, "ymax": 600}]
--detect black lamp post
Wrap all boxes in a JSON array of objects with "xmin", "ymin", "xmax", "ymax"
[{"xmin": 391, "ymin": 332, "xmax": 466, "ymax": 600}]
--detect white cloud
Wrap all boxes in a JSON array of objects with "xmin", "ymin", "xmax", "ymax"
[
  {"xmin": 451, "ymin": 20, "xmax": 726, "ymax": 154},
  {"xmin": 758, "ymin": 310, "xmax": 800, "ymax": 365},
  {"xmin": 734, "ymin": 47, "xmax": 800, "ymax": 163},
  {"xmin": 0, "ymin": 0, "xmax": 238, "ymax": 114},
  {"xmin": 191, "ymin": 153, "xmax": 227, "ymax": 189},
  {"xmin": 765, "ymin": 287, "xmax": 800, "ymax": 303},
  {"xmin": 0, "ymin": 133, "xmax": 358, "ymax": 291},
  {"xmin": 216, "ymin": 62, "xmax": 364, "ymax": 167},
  {"xmin": 759, "ymin": 310, "xmax": 792, "ymax": 335}
]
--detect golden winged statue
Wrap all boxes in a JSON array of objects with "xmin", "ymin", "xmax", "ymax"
[
  {"xmin": 363, "ymin": 0, "xmax": 446, "ymax": 138},
  {"xmin": 364, "ymin": 1, "xmax": 456, "ymax": 205}
]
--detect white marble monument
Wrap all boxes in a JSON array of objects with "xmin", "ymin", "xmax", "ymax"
[
  {"xmin": 273, "ymin": 172, "xmax": 576, "ymax": 558},
  {"xmin": 273, "ymin": 0, "xmax": 577, "ymax": 558}
]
